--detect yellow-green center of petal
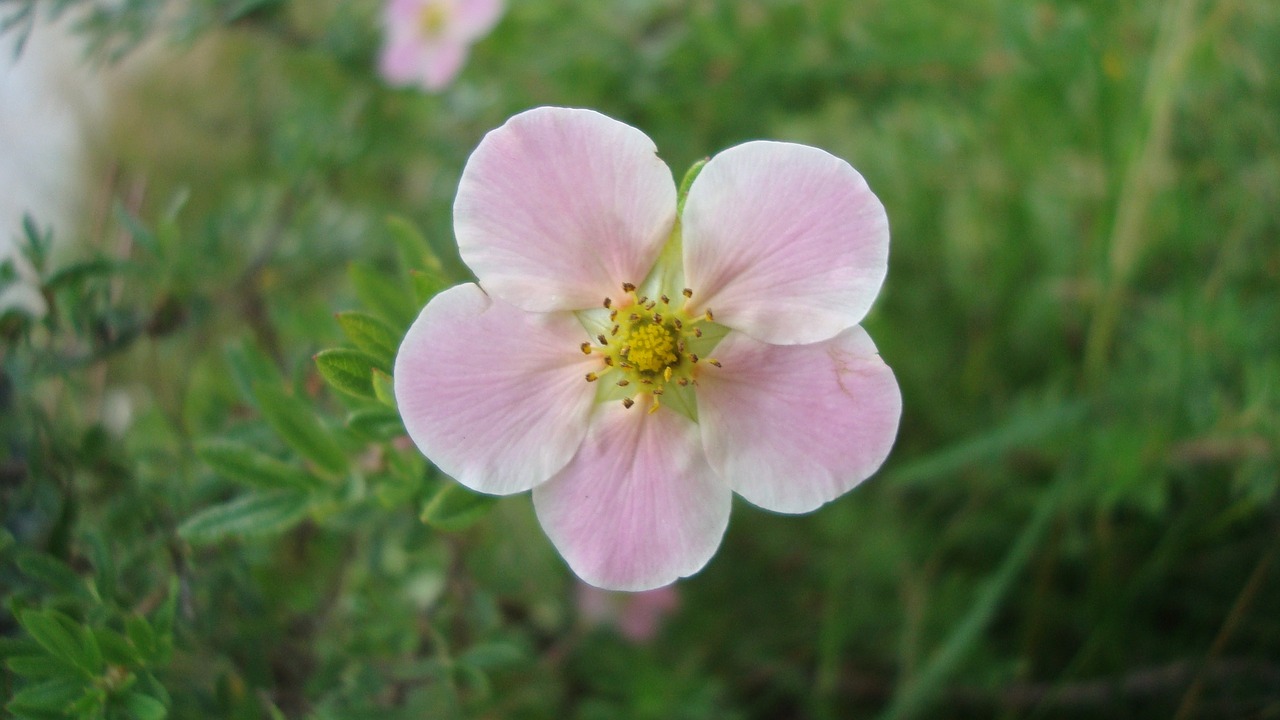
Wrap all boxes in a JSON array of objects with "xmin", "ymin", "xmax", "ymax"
[
  {"xmin": 419, "ymin": 3, "xmax": 450, "ymax": 37},
  {"xmin": 582, "ymin": 285, "xmax": 722, "ymax": 414}
]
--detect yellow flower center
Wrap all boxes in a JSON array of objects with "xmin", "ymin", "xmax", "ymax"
[
  {"xmin": 625, "ymin": 322, "xmax": 677, "ymax": 373},
  {"xmin": 419, "ymin": 3, "xmax": 450, "ymax": 37},
  {"xmin": 581, "ymin": 284, "xmax": 723, "ymax": 414}
]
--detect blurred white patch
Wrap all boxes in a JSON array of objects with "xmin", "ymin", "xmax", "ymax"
[{"xmin": 0, "ymin": 17, "xmax": 111, "ymax": 316}]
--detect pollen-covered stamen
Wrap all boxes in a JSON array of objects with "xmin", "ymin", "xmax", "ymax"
[{"xmin": 578, "ymin": 284, "xmax": 723, "ymax": 409}]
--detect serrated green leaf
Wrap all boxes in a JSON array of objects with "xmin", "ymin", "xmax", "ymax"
[
  {"xmin": 420, "ymin": 482, "xmax": 497, "ymax": 532},
  {"xmin": 178, "ymin": 491, "xmax": 311, "ymax": 543},
  {"xmin": 121, "ymin": 692, "xmax": 167, "ymax": 720},
  {"xmin": 336, "ymin": 311, "xmax": 398, "ymax": 368},
  {"xmin": 18, "ymin": 610, "xmax": 103, "ymax": 676},
  {"xmin": 371, "ymin": 368, "xmax": 396, "ymax": 408},
  {"xmin": 314, "ymin": 349, "xmax": 379, "ymax": 399},
  {"xmin": 197, "ymin": 440, "xmax": 322, "ymax": 491},
  {"xmin": 6, "ymin": 677, "xmax": 85, "ymax": 714},
  {"xmin": 349, "ymin": 262, "xmax": 415, "ymax": 329},
  {"xmin": 15, "ymin": 553, "xmax": 90, "ymax": 598},
  {"xmin": 346, "ymin": 407, "xmax": 405, "ymax": 442},
  {"xmin": 252, "ymin": 382, "xmax": 348, "ymax": 477}
]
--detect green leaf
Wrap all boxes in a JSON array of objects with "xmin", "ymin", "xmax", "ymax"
[
  {"xmin": 125, "ymin": 616, "xmax": 157, "ymax": 661},
  {"xmin": 335, "ymin": 311, "xmax": 398, "ymax": 368},
  {"xmin": 459, "ymin": 641, "xmax": 524, "ymax": 670},
  {"xmin": 17, "ymin": 610, "xmax": 103, "ymax": 676},
  {"xmin": 43, "ymin": 258, "xmax": 128, "ymax": 291},
  {"xmin": 349, "ymin": 261, "xmax": 415, "ymax": 329},
  {"xmin": 408, "ymin": 269, "xmax": 450, "ymax": 308},
  {"xmin": 676, "ymin": 157, "xmax": 708, "ymax": 216},
  {"xmin": 120, "ymin": 692, "xmax": 167, "ymax": 720},
  {"xmin": 178, "ymin": 491, "xmax": 311, "ymax": 543},
  {"xmin": 314, "ymin": 349, "xmax": 379, "ymax": 399},
  {"xmin": 385, "ymin": 215, "xmax": 438, "ymax": 273},
  {"xmin": 420, "ymin": 482, "xmax": 497, "ymax": 532},
  {"xmin": 6, "ymin": 677, "xmax": 85, "ymax": 715},
  {"xmin": 5, "ymin": 653, "xmax": 77, "ymax": 678},
  {"xmin": 112, "ymin": 201, "xmax": 159, "ymax": 258},
  {"xmin": 224, "ymin": 341, "xmax": 283, "ymax": 405},
  {"xmin": 252, "ymin": 382, "xmax": 348, "ymax": 477},
  {"xmin": 371, "ymin": 368, "xmax": 396, "ymax": 408},
  {"xmin": 94, "ymin": 627, "xmax": 141, "ymax": 666},
  {"xmin": 346, "ymin": 407, "xmax": 405, "ymax": 442},
  {"xmin": 197, "ymin": 440, "xmax": 323, "ymax": 491},
  {"xmin": 15, "ymin": 553, "xmax": 90, "ymax": 598}
]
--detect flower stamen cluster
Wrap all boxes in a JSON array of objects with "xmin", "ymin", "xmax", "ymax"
[{"xmin": 581, "ymin": 285, "xmax": 720, "ymax": 414}]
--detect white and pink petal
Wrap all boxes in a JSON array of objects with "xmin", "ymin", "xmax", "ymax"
[
  {"xmin": 394, "ymin": 283, "xmax": 598, "ymax": 496},
  {"xmin": 681, "ymin": 140, "xmax": 889, "ymax": 345},
  {"xmin": 694, "ymin": 326, "xmax": 901, "ymax": 514},
  {"xmin": 455, "ymin": 107, "xmax": 677, "ymax": 313},
  {"xmin": 533, "ymin": 398, "xmax": 731, "ymax": 591}
]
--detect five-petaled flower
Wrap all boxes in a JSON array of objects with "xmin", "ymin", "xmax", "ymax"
[
  {"xmin": 379, "ymin": 0, "xmax": 503, "ymax": 92},
  {"xmin": 394, "ymin": 106, "xmax": 901, "ymax": 591}
]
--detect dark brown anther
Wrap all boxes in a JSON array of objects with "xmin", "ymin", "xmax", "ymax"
[
  {"xmin": 673, "ymin": 319, "xmax": 683, "ymax": 330},
  {"xmin": 652, "ymin": 314, "xmax": 662, "ymax": 324},
  {"xmin": 611, "ymin": 324, "xmax": 620, "ymax": 336},
  {"xmin": 682, "ymin": 288, "xmax": 693, "ymax": 299},
  {"xmin": 580, "ymin": 342, "xmax": 592, "ymax": 355},
  {"xmin": 693, "ymin": 328, "xmax": 703, "ymax": 337},
  {"xmin": 677, "ymin": 377, "xmax": 689, "ymax": 386},
  {"xmin": 610, "ymin": 310, "xmax": 618, "ymax": 320},
  {"xmin": 622, "ymin": 397, "xmax": 635, "ymax": 409},
  {"xmin": 621, "ymin": 345, "xmax": 631, "ymax": 357},
  {"xmin": 645, "ymin": 300, "xmax": 657, "ymax": 311},
  {"xmin": 640, "ymin": 379, "xmax": 653, "ymax": 385},
  {"xmin": 638, "ymin": 296, "xmax": 649, "ymax": 305},
  {"xmin": 708, "ymin": 359, "xmax": 722, "ymax": 368},
  {"xmin": 660, "ymin": 294, "xmax": 670, "ymax": 304},
  {"xmin": 597, "ymin": 334, "xmax": 608, "ymax": 345},
  {"xmin": 652, "ymin": 388, "xmax": 664, "ymax": 395},
  {"xmin": 690, "ymin": 354, "xmax": 699, "ymax": 363},
  {"xmin": 622, "ymin": 282, "xmax": 636, "ymax": 293},
  {"xmin": 617, "ymin": 380, "xmax": 630, "ymax": 387},
  {"xmin": 585, "ymin": 372, "xmax": 599, "ymax": 382},
  {"xmin": 603, "ymin": 297, "xmax": 613, "ymax": 309},
  {"xmin": 629, "ymin": 313, "xmax": 640, "ymax": 322},
  {"xmin": 619, "ymin": 361, "xmax": 633, "ymax": 369},
  {"xmin": 705, "ymin": 309, "xmax": 715, "ymax": 322},
  {"xmin": 604, "ymin": 356, "xmax": 615, "ymax": 366},
  {"xmin": 677, "ymin": 341, "xmax": 686, "ymax": 352}
]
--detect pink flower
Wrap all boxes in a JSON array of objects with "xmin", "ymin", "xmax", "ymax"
[
  {"xmin": 379, "ymin": 0, "xmax": 503, "ymax": 92},
  {"xmin": 394, "ymin": 107, "xmax": 901, "ymax": 591},
  {"xmin": 576, "ymin": 582, "xmax": 680, "ymax": 643}
]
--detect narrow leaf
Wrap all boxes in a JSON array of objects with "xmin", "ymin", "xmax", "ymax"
[
  {"xmin": 17, "ymin": 610, "xmax": 102, "ymax": 676},
  {"xmin": 349, "ymin": 262, "xmax": 415, "ymax": 329},
  {"xmin": 347, "ymin": 407, "xmax": 405, "ymax": 442},
  {"xmin": 197, "ymin": 440, "xmax": 323, "ymax": 491},
  {"xmin": 335, "ymin": 311, "xmax": 398, "ymax": 368},
  {"xmin": 420, "ymin": 482, "xmax": 497, "ymax": 532},
  {"xmin": 178, "ymin": 491, "xmax": 311, "ymax": 543},
  {"xmin": 252, "ymin": 382, "xmax": 348, "ymax": 477},
  {"xmin": 372, "ymin": 368, "xmax": 396, "ymax": 408},
  {"xmin": 121, "ymin": 692, "xmax": 167, "ymax": 720},
  {"xmin": 314, "ymin": 349, "xmax": 379, "ymax": 399},
  {"xmin": 6, "ymin": 677, "xmax": 85, "ymax": 714}
]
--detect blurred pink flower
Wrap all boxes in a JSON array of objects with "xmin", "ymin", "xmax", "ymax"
[
  {"xmin": 394, "ymin": 107, "xmax": 901, "ymax": 591},
  {"xmin": 577, "ymin": 582, "xmax": 680, "ymax": 643},
  {"xmin": 379, "ymin": 0, "xmax": 503, "ymax": 92}
]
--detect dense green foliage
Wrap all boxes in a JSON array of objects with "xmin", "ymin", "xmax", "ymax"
[{"xmin": 3, "ymin": 0, "xmax": 1278, "ymax": 717}]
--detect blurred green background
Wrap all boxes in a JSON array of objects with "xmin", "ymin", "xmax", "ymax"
[{"xmin": 2, "ymin": 0, "xmax": 1278, "ymax": 718}]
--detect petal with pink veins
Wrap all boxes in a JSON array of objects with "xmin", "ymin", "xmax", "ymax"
[
  {"xmin": 394, "ymin": 283, "xmax": 598, "ymax": 495},
  {"xmin": 533, "ymin": 398, "xmax": 731, "ymax": 591},
  {"xmin": 682, "ymin": 141, "xmax": 889, "ymax": 345},
  {"xmin": 455, "ymin": 107, "xmax": 677, "ymax": 312},
  {"xmin": 694, "ymin": 326, "xmax": 901, "ymax": 514}
]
